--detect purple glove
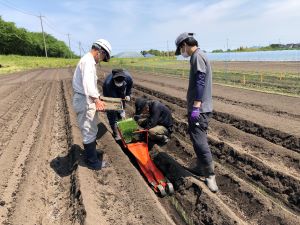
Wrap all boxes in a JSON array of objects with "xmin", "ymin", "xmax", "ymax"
[{"xmin": 190, "ymin": 107, "xmax": 200, "ymax": 122}]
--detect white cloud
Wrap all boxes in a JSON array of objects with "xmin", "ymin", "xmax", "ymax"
[{"xmin": 1, "ymin": 0, "xmax": 299, "ymax": 54}]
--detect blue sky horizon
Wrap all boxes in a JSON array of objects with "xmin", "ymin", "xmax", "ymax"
[{"xmin": 1, "ymin": 0, "xmax": 299, "ymax": 56}]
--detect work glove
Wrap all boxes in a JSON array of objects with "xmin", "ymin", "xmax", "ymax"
[
  {"xmin": 120, "ymin": 110, "xmax": 126, "ymax": 119},
  {"xmin": 125, "ymin": 96, "xmax": 131, "ymax": 102},
  {"xmin": 190, "ymin": 107, "xmax": 200, "ymax": 122}
]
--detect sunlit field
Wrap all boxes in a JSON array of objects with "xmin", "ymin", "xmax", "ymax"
[
  {"xmin": 0, "ymin": 55, "xmax": 78, "ymax": 75},
  {"xmin": 108, "ymin": 57, "xmax": 300, "ymax": 96}
]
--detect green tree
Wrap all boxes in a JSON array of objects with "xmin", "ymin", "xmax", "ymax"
[{"xmin": 0, "ymin": 17, "xmax": 77, "ymax": 57}]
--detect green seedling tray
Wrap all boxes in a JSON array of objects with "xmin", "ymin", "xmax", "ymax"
[{"xmin": 117, "ymin": 118, "xmax": 139, "ymax": 143}]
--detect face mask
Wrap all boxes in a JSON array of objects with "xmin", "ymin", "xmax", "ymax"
[
  {"xmin": 114, "ymin": 80, "xmax": 124, "ymax": 87},
  {"xmin": 181, "ymin": 46, "xmax": 189, "ymax": 58}
]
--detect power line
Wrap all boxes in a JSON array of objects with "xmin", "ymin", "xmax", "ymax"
[
  {"xmin": 43, "ymin": 17, "xmax": 67, "ymax": 37},
  {"xmin": 43, "ymin": 16, "xmax": 91, "ymax": 55},
  {"xmin": 0, "ymin": 0, "xmax": 38, "ymax": 17},
  {"xmin": 1, "ymin": 1, "xmax": 172, "ymax": 55},
  {"xmin": 0, "ymin": 0, "xmax": 88, "ymax": 56}
]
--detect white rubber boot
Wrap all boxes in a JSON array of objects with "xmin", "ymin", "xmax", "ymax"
[
  {"xmin": 205, "ymin": 175, "xmax": 219, "ymax": 193},
  {"xmin": 204, "ymin": 162, "xmax": 219, "ymax": 193}
]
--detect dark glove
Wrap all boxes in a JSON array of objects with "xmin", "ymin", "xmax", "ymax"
[
  {"xmin": 190, "ymin": 107, "xmax": 200, "ymax": 122},
  {"xmin": 133, "ymin": 115, "xmax": 141, "ymax": 121}
]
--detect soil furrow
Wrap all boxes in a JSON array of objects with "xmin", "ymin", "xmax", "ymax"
[
  {"xmin": 0, "ymin": 82, "xmax": 45, "ymax": 158},
  {"xmin": 61, "ymin": 79, "xmax": 86, "ymax": 225},
  {"xmin": 0, "ymin": 82, "xmax": 50, "ymax": 224},
  {"xmin": 213, "ymin": 95, "xmax": 300, "ymax": 120},
  {"xmin": 8, "ymin": 80, "xmax": 73, "ymax": 225},
  {"xmin": 0, "ymin": 67, "xmax": 298, "ymax": 225},
  {"xmin": 107, "ymin": 67, "xmax": 300, "ymax": 119},
  {"xmin": 132, "ymin": 75, "xmax": 299, "ymax": 120},
  {"xmin": 153, "ymin": 148, "xmax": 300, "ymax": 225},
  {"xmin": 0, "ymin": 83, "xmax": 47, "ymax": 196},
  {"xmin": 99, "ymin": 71, "xmax": 300, "ymax": 218},
  {"xmin": 153, "ymin": 149, "xmax": 247, "ymax": 225},
  {"xmin": 172, "ymin": 119, "xmax": 300, "ymax": 210},
  {"xmin": 130, "ymin": 85, "xmax": 300, "ymax": 181},
  {"xmin": 209, "ymin": 121, "xmax": 300, "ymax": 177},
  {"xmin": 0, "ymin": 69, "xmax": 44, "ymax": 85},
  {"xmin": 119, "ymin": 97, "xmax": 248, "ymax": 224},
  {"xmin": 124, "ymin": 96, "xmax": 300, "ymax": 224},
  {"xmin": 61, "ymin": 75, "xmax": 177, "ymax": 225},
  {"xmin": 133, "ymin": 83, "xmax": 300, "ymax": 152},
  {"xmin": 134, "ymin": 90, "xmax": 300, "ymax": 214}
]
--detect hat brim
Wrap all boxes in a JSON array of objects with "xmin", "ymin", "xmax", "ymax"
[
  {"xmin": 112, "ymin": 73, "xmax": 126, "ymax": 79},
  {"xmin": 175, "ymin": 46, "xmax": 181, "ymax": 55}
]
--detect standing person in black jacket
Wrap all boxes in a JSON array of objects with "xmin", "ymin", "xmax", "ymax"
[
  {"xmin": 103, "ymin": 68, "xmax": 133, "ymax": 140},
  {"xmin": 134, "ymin": 97, "xmax": 173, "ymax": 143},
  {"xmin": 174, "ymin": 32, "xmax": 218, "ymax": 193}
]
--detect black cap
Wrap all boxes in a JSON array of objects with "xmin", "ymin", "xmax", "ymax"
[
  {"xmin": 135, "ymin": 97, "xmax": 148, "ymax": 115},
  {"xmin": 112, "ymin": 68, "xmax": 126, "ymax": 79}
]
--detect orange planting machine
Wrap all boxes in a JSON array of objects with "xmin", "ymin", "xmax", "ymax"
[{"xmin": 117, "ymin": 118, "xmax": 174, "ymax": 196}]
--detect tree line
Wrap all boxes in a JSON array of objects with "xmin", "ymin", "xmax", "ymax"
[
  {"xmin": 0, "ymin": 17, "xmax": 76, "ymax": 58},
  {"xmin": 141, "ymin": 49, "xmax": 175, "ymax": 57}
]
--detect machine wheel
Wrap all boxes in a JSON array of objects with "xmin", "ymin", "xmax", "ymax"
[
  {"xmin": 166, "ymin": 182, "xmax": 174, "ymax": 195},
  {"xmin": 157, "ymin": 184, "xmax": 167, "ymax": 197}
]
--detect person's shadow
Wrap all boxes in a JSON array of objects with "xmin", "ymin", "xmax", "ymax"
[
  {"xmin": 50, "ymin": 144, "xmax": 83, "ymax": 177},
  {"xmin": 50, "ymin": 122, "xmax": 108, "ymax": 176}
]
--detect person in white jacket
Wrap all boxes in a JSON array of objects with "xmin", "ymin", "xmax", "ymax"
[{"xmin": 72, "ymin": 39, "xmax": 112, "ymax": 170}]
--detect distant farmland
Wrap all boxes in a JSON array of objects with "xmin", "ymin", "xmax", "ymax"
[{"xmin": 108, "ymin": 57, "xmax": 300, "ymax": 96}]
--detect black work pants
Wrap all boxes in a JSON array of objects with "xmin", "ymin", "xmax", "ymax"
[
  {"xmin": 106, "ymin": 110, "xmax": 122, "ymax": 128},
  {"xmin": 188, "ymin": 112, "xmax": 213, "ymax": 166}
]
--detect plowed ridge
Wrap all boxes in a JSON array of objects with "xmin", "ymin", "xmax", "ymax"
[
  {"xmin": 0, "ymin": 68, "xmax": 177, "ymax": 225},
  {"xmin": 101, "ymin": 66, "xmax": 300, "ymax": 225},
  {"xmin": 0, "ymin": 67, "xmax": 299, "ymax": 225}
]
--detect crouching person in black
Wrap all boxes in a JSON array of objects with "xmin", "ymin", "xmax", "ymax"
[{"xmin": 134, "ymin": 97, "xmax": 173, "ymax": 143}]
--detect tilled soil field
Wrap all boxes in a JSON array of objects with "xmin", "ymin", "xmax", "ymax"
[{"xmin": 0, "ymin": 67, "xmax": 299, "ymax": 225}]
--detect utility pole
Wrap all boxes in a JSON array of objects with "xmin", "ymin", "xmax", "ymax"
[
  {"xmin": 167, "ymin": 40, "xmax": 170, "ymax": 58},
  {"xmin": 226, "ymin": 38, "xmax": 229, "ymax": 51},
  {"xmin": 78, "ymin": 41, "xmax": 82, "ymax": 58},
  {"xmin": 38, "ymin": 13, "xmax": 47, "ymax": 58},
  {"xmin": 225, "ymin": 38, "xmax": 229, "ymax": 75},
  {"xmin": 67, "ymin": 33, "xmax": 72, "ymax": 58}
]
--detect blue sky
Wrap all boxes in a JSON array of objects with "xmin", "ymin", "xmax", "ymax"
[{"xmin": 0, "ymin": 0, "xmax": 299, "ymax": 55}]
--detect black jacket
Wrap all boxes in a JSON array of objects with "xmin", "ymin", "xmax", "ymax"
[
  {"xmin": 139, "ymin": 100, "xmax": 173, "ymax": 131},
  {"xmin": 102, "ymin": 72, "xmax": 133, "ymax": 98}
]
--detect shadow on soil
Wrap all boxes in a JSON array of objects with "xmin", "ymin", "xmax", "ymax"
[{"xmin": 50, "ymin": 123, "xmax": 108, "ymax": 177}]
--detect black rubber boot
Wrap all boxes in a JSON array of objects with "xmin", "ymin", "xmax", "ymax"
[
  {"xmin": 112, "ymin": 124, "xmax": 121, "ymax": 141},
  {"xmin": 83, "ymin": 141, "xmax": 102, "ymax": 170}
]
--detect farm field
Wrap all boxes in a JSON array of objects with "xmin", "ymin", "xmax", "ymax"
[
  {"xmin": 109, "ymin": 58, "xmax": 300, "ymax": 96},
  {"xmin": 0, "ymin": 55, "xmax": 78, "ymax": 75},
  {"xmin": 0, "ymin": 64, "xmax": 299, "ymax": 224}
]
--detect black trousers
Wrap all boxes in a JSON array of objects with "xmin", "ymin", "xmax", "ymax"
[
  {"xmin": 188, "ymin": 112, "xmax": 213, "ymax": 166},
  {"xmin": 106, "ymin": 111, "xmax": 122, "ymax": 128}
]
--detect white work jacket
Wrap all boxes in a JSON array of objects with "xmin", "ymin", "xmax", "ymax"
[{"xmin": 72, "ymin": 52, "xmax": 100, "ymax": 103}]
